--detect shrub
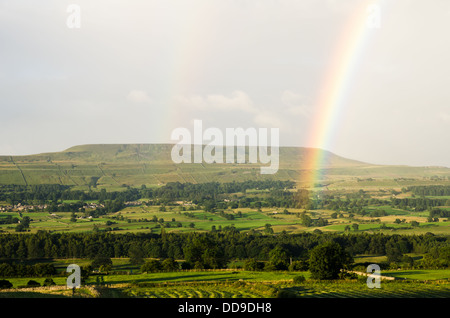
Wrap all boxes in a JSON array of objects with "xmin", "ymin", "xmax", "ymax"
[
  {"xmin": 289, "ymin": 260, "xmax": 308, "ymax": 271},
  {"xmin": 243, "ymin": 259, "xmax": 264, "ymax": 271},
  {"xmin": 43, "ymin": 278, "xmax": 56, "ymax": 286},
  {"xmin": 26, "ymin": 280, "xmax": 41, "ymax": 287},
  {"xmin": 293, "ymin": 275, "xmax": 306, "ymax": 284},
  {"xmin": 276, "ymin": 289, "xmax": 297, "ymax": 298},
  {"xmin": 0, "ymin": 279, "xmax": 13, "ymax": 289}
]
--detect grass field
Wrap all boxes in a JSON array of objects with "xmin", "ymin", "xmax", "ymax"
[
  {"xmin": 1, "ymin": 268, "xmax": 449, "ymax": 298},
  {"xmin": 383, "ymin": 269, "xmax": 450, "ymax": 280},
  {"xmin": 2, "ymin": 201, "xmax": 449, "ymax": 235}
]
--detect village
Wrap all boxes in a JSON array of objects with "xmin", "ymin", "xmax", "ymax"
[{"xmin": 0, "ymin": 201, "xmax": 144, "ymax": 213}]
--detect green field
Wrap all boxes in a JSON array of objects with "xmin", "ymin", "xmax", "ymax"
[
  {"xmin": 122, "ymin": 282, "xmax": 450, "ymax": 298},
  {"xmin": 2, "ymin": 202, "xmax": 449, "ymax": 236},
  {"xmin": 1, "ymin": 268, "xmax": 449, "ymax": 298},
  {"xmin": 383, "ymin": 269, "xmax": 450, "ymax": 280}
]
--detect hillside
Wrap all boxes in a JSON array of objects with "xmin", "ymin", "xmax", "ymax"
[{"xmin": 0, "ymin": 144, "xmax": 448, "ymax": 190}]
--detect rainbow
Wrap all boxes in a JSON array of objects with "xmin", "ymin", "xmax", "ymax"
[{"xmin": 302, "ymin": 1, "xmax": 381, "ymax": 189}]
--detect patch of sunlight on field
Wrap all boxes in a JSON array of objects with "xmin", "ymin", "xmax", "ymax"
[{"xmin": 383, "ymin": 270, "xmax": 450, "ymax": 280}]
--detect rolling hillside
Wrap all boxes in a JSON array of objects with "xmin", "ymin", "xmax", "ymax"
[{"xmin": 0, "ymin": 144, "xmax": 448, "ymax": 190}]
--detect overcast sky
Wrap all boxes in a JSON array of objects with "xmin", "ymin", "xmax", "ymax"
[{"xmin": 1, "ymin": 0, "xmax": 450, "ymax": 167}]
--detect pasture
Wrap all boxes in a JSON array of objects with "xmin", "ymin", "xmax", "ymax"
[
  {"xmin": 1, "ymin": 200, "xmax": 449, "ymax": 236},
  {"xmin": 1, "ymin": 267, "xmax": 449, "ymax": 298}
]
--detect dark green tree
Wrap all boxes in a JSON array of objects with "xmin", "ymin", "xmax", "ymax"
[
  {"xmin": 26, "ymin": 280, "xmax": 40, "ymax": 287},
  {"xmin": 243, "ymin": 258, "xmax": 263, "ymax": 271},
  {"xmin": 128, "ymin": 243, "xmax": 145, "ymax": 265},
  {"xmin": 268, "ymin": 245, "xmax": 290, "ymax": 270},
  {"xmin": 91, "ymin": 254, "xmax": 113, "ymax": 270},
  {"xmin": 264, "ymin": 224, "xmax": 274, "ymax": 234},
  {"xmin": 161, "ymin": 258, "xmax": 179, "ymax": 271},
  {"xmin": 43, "ymin": 278, "xmax": 56, "ymax": 286},
  {"xmin": 309, "ymin": 242, "xmax": 352, "ymax": 280},
  {"xmin": 141, "ymin": 259, "xmax": 162, "ymax": 273},
  {"xmin": 0, "ymin": 280, "xmax": 12, "ymax": 289}
]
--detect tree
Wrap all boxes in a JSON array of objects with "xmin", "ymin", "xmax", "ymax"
[
  {"xmin": 22, "ymin": 216, "xmax": 31, "ymax": 228},
  {"xmin": 26, "ymin": 280, "xmax": 40, "ymax": 287},
  {"xmin": 264, "ymin": 224, "xmax": 274, "ymax": 234},
  {"xmin": 288, "ymin": 260, "xmax": 308, "ymax": 271},
  {"xmin": 300, "ymin": 213, "xmax": 312, "ymax": 227},
  {"xmin": 43, "ymin": 278, "xmax": 56, "ymax": 286},
  {"xmin": 16, "ymin": 216, "xmax": 31, "ymax": 232},
  {"xmin": 421, "ymin": 254, "xmax": 440, "ymax": 269},
  {"xmin": 161, "ymin": 258, "xmax": 179, "ymax": 272},
  {"xmin": 141, "ymin": 260, "xmax": 162, "ymax": 273},
  {"xmin": 308, "ymin": 242, "xmax": 352, "ymax": 280},
  {"xmin": 386, "ymin": 246, "xmax": 403, "ymax": 263},
  {"xmin": 0, "ymin": 280, "xmax": 12, "ymax": 289},
  {"xmin": 99, "ymin": 264, "xmax": 112, "ymax": 273},
  {"xmin": 128, "ymin": 243, "xmax": 144, "ymax": 265},
  {"xmin": 243, "ymin": 259, "xmax": 263, "ymax": 271},
  {"xmin": 91, "ymin": 254, "xmax": 113, "ymax": 270},
  {"xmin": 352, "ymin": 223, "xmax": 359, "ymax": 231},
  {"xmin": 268, "ymin": 246, "xmax": 290, "ymax": 270},
  {"xmin": 292, "ymin": 275, "xmax": 306, "ymax": 284},
  {"xmin": 183, "ymin": 236, "xmax": 227, "ymax": 269}
]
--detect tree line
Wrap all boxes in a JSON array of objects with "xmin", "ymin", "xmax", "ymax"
[
  {"xmin": 0, "ymin": 262, "xmax": 56, "ymax": 278},
  {"xmin": 0, "ymin": 181, "xmax": 296, "ymax": 206},
  {"xmin": 0, "ymin": 231, "xmax": 448, "ymax": 269},
  {"xmin": 390, "ymin": 197, "xmax": 447, "ymax": 211},
  {"xmin": 408, "ymin": 185, "xmax": 450, "ymax": 196}
]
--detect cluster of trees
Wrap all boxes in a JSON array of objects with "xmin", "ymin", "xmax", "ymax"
[
  {"xmin": 408, "ymin": 185, "xmax": 450, "ymax": 196},
  {"xmin": 0, "ymin": 184, "xmax": 141, "ymax": 205},
  {"xmin": 0, "ymin": 215, "xmax": 19, "ymax": 225},
  {"xmin": 146, "ymin": 180, "xmax": 295, "ymax": 202},
  {"xmin": 0, "ymin": 184, "xmax": 71, "ymax": 204},
  {"xmin": 241, "ymin": 242, "xmax": 353, "ymax": 279},
  {"xmin": 15, "ymin": 216, "xmax": 31, "ymax": 232},
  {"xmin": 299, "ymin": 213, "xmax": 328, "ymax": 227},
  {"xmin": 141, "ymin": 258, "xmax": 180, "ymax": 272},
  {"xmin": 0, "ymin": 262, "xmax": 56, "ymax": 277},
  {"xmin": 429, "ymin": 208, "xmax": 450, "ymax": 219},
  {"xmin": 86, "ymin": 241, "xmax": 354, "ymax": 280},
  {"xmin": 0, "ymin": 181, "xmax": 306, "ymax": 213},
  {"xmin": 390, "ymin": 197, "xmax": 448, "ymax": 212},
  {"xmin": 0, "ymin": 181, "xmax": 295, "ymax": 206},
  {"xmin": 152, "ymin": 181, "xmax": 305, "ymax": 210},
  {"xmin": 0, "ymin": 278, "xmax": 56, "ymax": 289},
  {"xmin": 316, "ymin": 196, "xmax": 388, "ymax": 214},
  {"xmin": 0, "ymin": 231, "xmax": 448, "ymax": 269}
]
